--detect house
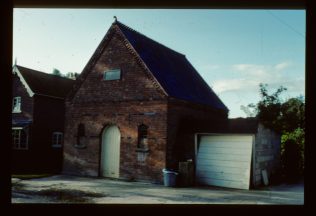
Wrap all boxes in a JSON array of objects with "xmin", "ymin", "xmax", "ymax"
[
  {"xmin": 12, "ymin": 65, "xmax": 75, "ymax": 173},
  {"xmin": 63, "ymin": 21, "xmax": 281, "ymax": 189},
  {"xmin": 63, "ymin": 20, "xmax": 229, "ymax": 183}
]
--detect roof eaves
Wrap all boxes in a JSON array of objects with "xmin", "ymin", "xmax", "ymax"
[
  {"xmin": 34, "ymin": 93, "xmax": 65, "ymax": 100},
  {"xmin": 13, "ymin": 65, "xmax": 35, "ymax": 97}
]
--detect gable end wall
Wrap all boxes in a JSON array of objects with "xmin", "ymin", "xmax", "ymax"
[{"xmin": 63, "ymin": 30, "xmax": 168, "ymax": 183}]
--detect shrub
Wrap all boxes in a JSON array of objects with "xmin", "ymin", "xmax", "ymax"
[{"xmin": 281, "ymin": 128, "xmax": 304, "ymax": 182}]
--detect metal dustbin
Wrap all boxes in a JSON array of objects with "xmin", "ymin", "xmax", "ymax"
[{"xmin": 162, "ymin": 169, "xmax": 178, "ymax": 187}]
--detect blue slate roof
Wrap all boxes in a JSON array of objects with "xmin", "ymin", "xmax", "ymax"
[{"xmin": 116, "ymin": 22, "xmax": 228, "ymax": 111}]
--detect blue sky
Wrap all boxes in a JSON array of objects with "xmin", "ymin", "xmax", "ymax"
[{"xmin": 13, "ymin": 9, "xmax": 305, "ymax": 118}]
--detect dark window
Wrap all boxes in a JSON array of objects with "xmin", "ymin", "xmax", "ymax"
[
  {"xmin": 12, "ymin": 128, "xmax": 28, "ymax": 150},
  {"xmin": 138, "ymin": 124, "xmax": 148, "ymax": 149}
]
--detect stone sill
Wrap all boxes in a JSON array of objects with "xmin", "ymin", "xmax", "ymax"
[
  {"xmin": 74, "ymin": 144, "xmax": 87, "ymax": 149},
  {"xmin": 136, "ymin": 148, "xmax": 149, "ymax": 153}
]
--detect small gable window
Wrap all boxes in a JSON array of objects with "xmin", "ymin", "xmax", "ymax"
[
  {"xmin": 52, "ymin": 132, "xmax": 63, "ymax": 148},
  {"xmin": 12, "ymin": 128, "xmax": 28, "ymax": 150},
  {"xmin": 103, "ymin": 69, "xmax": 121, "ymax": 81},
  {"xmin": 12, "ymin": 97, "xmax": 21, "ymax": 113}
]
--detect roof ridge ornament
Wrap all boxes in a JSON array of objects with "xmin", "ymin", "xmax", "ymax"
[{"xmin": 114, "ymin": 16, "xmax": 117, "ymax": 23}]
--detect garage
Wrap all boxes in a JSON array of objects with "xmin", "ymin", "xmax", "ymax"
[
  {"xmin": 193, "ymin": 118, "xmax": 282, "ymax": 190},
  {"xmin": 196, "ymin": 134, "xmax": 253, "ymax": 190}
]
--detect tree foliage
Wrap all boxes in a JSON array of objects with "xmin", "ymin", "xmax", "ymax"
[
  {"xmin": 256, "ymin": 83, "xmax": 287, "ymax": 133},
  {"xmin": 242, "ymin": 83, "xmax": 305, "ymax": 181},
  {"xmin": 280, "ymin": 97, "xmax": 305, "ymax": 132},
  {"xmin": 281, "ymin": 128, "xmax": 304, "ymax": 180},
  {"xmin": 65, "ymin": 72, "xmax": 79, "ymax": 80},
  {"xmin": 51, "ymin": 69, "xmax": 78, "ymax": 80},
  {"xmin": 52, "ymin": 68, "xmax": 62, "ymax": 76}
]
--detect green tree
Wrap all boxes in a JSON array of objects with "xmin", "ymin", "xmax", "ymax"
[
  {"xmin": 65, "ymin": 72, "xmax": 79, "ymax": 80},
  {"xmin": 242, "ymin": 83, "xmax": 305, "ymax": 182},
  {"xmin": 281, "ymin": 128, "xmax": 304, "ymax": 182},
  {"xmin": 52, "ymin": 68, "xmax": 62, "ymax": 76},
  {"xmin": 280, "ymin": 97, "xmax": 305, "ymax": 132},
  {"xmin": 255, "ymin": 83, "xmax": 287, "ymax": 132}
]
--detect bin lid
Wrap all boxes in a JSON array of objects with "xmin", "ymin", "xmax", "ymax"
[{"xmin": 162, "ymin": 169, "xmax": 178, "ymax": 175}]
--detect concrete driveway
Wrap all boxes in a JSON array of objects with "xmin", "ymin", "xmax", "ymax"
[{"xmin": 11, "ymin": 175, "xmax": 304, "ymax": 204}]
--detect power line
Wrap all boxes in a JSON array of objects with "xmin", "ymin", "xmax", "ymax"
[{"xmin": 266, "ymin": 10, "xmax": 305, "ymax": 39}]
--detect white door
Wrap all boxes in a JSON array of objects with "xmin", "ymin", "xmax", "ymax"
[
  {"xmin": 101, "ymin": 125, "xmax": 121, "ymax": 178},
  {"xmin": 196, "ymin": 135, "xmax": 253, "ymax": 190}
]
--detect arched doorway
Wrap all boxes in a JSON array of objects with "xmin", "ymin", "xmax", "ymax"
[{"xmin": 100, "ymin": 125, "xmax": 120, "ymax": 178}]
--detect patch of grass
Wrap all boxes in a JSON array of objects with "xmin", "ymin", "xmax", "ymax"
[{"xmin": 12, "ymin": 174, "xmax": 53, "ymax": 180}]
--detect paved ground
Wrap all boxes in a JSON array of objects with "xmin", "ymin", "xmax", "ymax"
[{"xmin": 11, "ymin": 175, "xmax": 304, "ymax": 204}]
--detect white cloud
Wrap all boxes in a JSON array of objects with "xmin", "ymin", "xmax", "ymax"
[
  {"xmin": 199, "ymin": 64, "xmax": 221, "ymax": 71},
  {"xmin": 209, "ymin": 61, "xmax": 304, "ymax": 118},
  {"xmin": 274, "ymin": 61, "xmax": 291, "ymax": 71},
  {"xmin": 212, "ymin": 78, "xmax": 258, "ymax": 93},
  {"xmin": 212, "ymin": 61, "xmax": 302, "ymax": 94},
  {"xmin": 233, "ymin": 64, "xmax": 269, "ymax": 77}
]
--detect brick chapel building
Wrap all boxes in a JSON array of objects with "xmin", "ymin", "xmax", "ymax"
[{"xmin": 63, "ymin": 20, "xmax": 229, "ymax": 183}]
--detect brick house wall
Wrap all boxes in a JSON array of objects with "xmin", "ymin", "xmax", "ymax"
[
  {"xmin": 12, "ymin": 74, "xmax": 34, "ymax": 172},
  {"xmin": 63, "ymin": 30, "xmax": 168, "ymax": 183},
  {"xmin": 12, "ymin": 71, "xmax": 68, "ymax": 173}
]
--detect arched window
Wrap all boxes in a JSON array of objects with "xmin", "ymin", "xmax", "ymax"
[{"xmin": 137, "ymin": 124, "xmax": 148, "ymax": 149}]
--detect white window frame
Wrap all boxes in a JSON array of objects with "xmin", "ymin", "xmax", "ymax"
[
  {"xmin": 103, "ymin": 69, "xmax": 121, "ymax": 81},
  {"xmin": 52, "ymin": 132, "xmax": 63, "ymax": 148},
  {"xmin": 12, "ymin": 97, "xmax": 21, "ymax": 113},
  {"xmin": 12, "ymin": 127, "xmax": 28, "ymax": 150}
]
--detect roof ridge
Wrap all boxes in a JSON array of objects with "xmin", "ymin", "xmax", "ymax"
[{"xmin": 115, "ymin": 21, "xmax": 185, "ymax": 57}]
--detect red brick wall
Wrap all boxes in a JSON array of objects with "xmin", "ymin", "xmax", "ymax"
[
  {"xmin": 64, "ymin": 101, "xmax": 167, "ymax": 182},
  {"xmin": 63, "ymin": 30, "xmax": 168, "ymax": 183},
  {"xmin": 72, "ymin": 30, "xmax": 165, "ymax": 104}
]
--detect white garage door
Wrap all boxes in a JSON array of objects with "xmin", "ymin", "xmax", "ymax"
[{"xmin": 196, "ymin": 135, "xmax": 253, "ymax": 190}]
